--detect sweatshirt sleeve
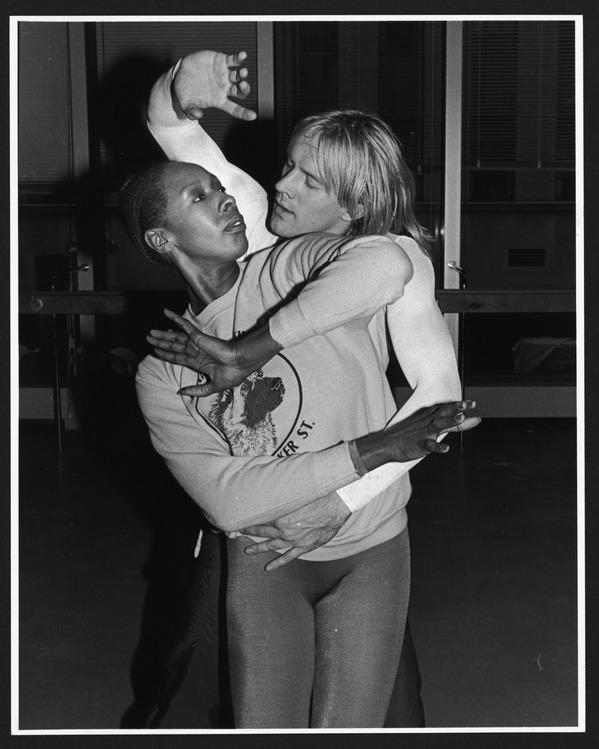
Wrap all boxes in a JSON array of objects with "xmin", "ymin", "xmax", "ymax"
[
  {"xmin": 267, "ymin": 234, "xmax": 414, "ymax": 348},
  {"xmin": 146, "ymin": 62, "xmax": 277, "ymax": 256},
  {"xmin": 136, "ymin": 357, "xmax": 359, "ymax": 533}
]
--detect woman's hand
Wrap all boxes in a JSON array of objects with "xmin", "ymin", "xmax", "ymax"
[
  {"xmin": 147, "ymin": 308, "xmax": 282, "ymax": 397},
  {"xmin": 355, "ymin": 400, "xmax": 481, "ymax": 468},
  {"xmin": 147, "ymin": 309, "xmax": 248, "ymax": 396}
]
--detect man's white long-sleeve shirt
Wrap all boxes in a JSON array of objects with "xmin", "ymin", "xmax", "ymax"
[{"xmin": 146, "ymin": 64, "xmax": 462, "ymax": 513}]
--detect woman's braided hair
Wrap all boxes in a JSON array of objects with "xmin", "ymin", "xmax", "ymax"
[{"xmin": 119, "ymin": 161, "xmax": 171, "ymax": 265}]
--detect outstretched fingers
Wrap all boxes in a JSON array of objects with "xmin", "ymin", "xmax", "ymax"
[
  {"xmin": 446, "ymin": 415, "xmax": 482, "ymax": 434},
  {"xmin": 221, "ymin": 97, "xmax": 257, "ymax": 120},
  {"xmin": 152, "ymin": 348, "xmax": 190, "ymax": 366},
  {"xmin": 264, "ymin": 547, "xmax": 305, "ymax": 572},
  {"xmin": 230, "ymin": 80, "xmax": 250, "ymax": 99},
  {"xmin": 223, "ymin": 52, "xmax": 256, "ymax": 117},
  {"xmin": 425, "ymin": 438, "xmax": 450, "ymax": 454},
  {"xmin": 178, "ymin": 381, "xmax": 216, "ymax": 398},
  {"xmin": 434, "ymin": 400, "xmax": 466, "ymax": 417},
  {"xmin": 433, "ymin": 400, "xmax": 481, "ymax": 437},
  {"xmin": 225, "ymin": 50, "xmax": 248, "ymax": 68},
  {"xmin": 163, "ymin": 309, "xmax": 213, "ymax": 346},
  {"xmin": 228, "ymin": 67, "xmax": 251, "ymax": 100},
  {"xmin": 243, "ymin": 536, "xmax": 288, "ymax": 555},
  {"xmin": 437, "ymin": 410, "xmax": 466, "ymax": 431},
  {"xmin": 147, "ymin": 330, "xmax": 188, "ymax": 352},
  {"xmin": 228, "ymin": 66, "xmax": 248, "ymax": 84},
  {"xmin": 163, "ymin": 308, "xmax": 198, "ymax": 334}
]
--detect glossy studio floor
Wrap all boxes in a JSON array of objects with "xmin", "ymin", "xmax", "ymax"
[{"xmin": 17, "ymin": 394, "xmax": 579, "ymax": 731}]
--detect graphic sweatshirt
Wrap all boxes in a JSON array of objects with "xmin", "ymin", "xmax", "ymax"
[{"xmin": 136, "ymin": 232, "xmax": 414, "ymax": 561}]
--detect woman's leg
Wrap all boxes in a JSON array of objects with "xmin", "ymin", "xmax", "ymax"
[
  {"xmin": 225, "ymin": 537, "xmax": 315, "ymax": 728},
  {"xmin": 311, "ymin": 530, "xmax": 411, "ymax": 728}
]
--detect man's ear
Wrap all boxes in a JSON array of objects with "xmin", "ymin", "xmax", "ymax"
[
  {"xmin": 341, "ymin": 205, "xmax": 365, "ymax": 223},
  {"xmin": 144, "ymin": 228, "xmax": 173, "ymax": 257}
]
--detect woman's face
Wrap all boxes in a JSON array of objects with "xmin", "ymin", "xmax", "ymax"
[
  {"xmin": 270, "ymin": 136, "xmax": 350, "ymax": 239},
  {"xmin": 160, "ymin": 162, "xmax": 248, "ymax": 262}
]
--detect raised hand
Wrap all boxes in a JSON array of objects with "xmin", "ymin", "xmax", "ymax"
[
  {"xmin": 173, "ymin": 49, "xmax": 257, "ymax": 121},
  {"xmin": 147, "ymin": 308, "xmax": 249, "ymax": 396}
]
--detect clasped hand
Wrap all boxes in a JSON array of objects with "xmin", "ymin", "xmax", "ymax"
[
  {"xmin": 239, "ymin": 493, "xmax": 351, "ymax": 572},
  {"xmin": 382, "ymin": 400, "xmax": 480, "ymax": 461}
]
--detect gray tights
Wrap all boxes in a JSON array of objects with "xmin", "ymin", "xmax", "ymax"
[{"xmin": 225, "ymin": 529, "xmax": 410, "ymax": 728}]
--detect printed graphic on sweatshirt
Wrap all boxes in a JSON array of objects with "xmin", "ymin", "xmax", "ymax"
[{"xmin": 194, "ymin": 353, "xmax": 304, "ymax": 456}]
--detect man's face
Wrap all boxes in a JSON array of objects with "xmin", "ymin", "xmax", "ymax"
[
  {"xmin": 160, "ymin": 162, "xmax": 248, "ymax": 262},
  {"xmin": 269, "ymin": 136, "xmax": 350, "ymax": 238}
]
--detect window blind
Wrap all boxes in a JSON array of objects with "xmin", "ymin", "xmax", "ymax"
[
  {"xmin": 18, "ymin": 22, "xmax": 73, "ymax": 187},
  {"xmin": 378, "ymin": 22, "xmax": 444, "ymax": 173},
  {"xmin": 463, "ymin": 20, "xmax": 575, "ymax": 169}
]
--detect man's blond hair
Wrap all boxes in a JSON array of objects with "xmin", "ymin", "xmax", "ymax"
[{"xmin": 290, "ymin": 110, "xmax": 431, "ymax": 251}]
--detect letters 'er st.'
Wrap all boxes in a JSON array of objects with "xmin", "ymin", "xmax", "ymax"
[{"xmin": 131, "ymin": 51, "xmax": 479, "ymax": 728}]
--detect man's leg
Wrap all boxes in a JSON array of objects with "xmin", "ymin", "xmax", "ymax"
[
  {"xmin": 225, "ymin": 537, "xmax": 315, "ymax": 728},
  {"xmin": 384, "ymin": 618, "xmax": 425, "ymax": 727},
  {"xmin": 311, "ymin": 530, "xmax": 410, "ymax": 728},
  {"xmin": 121, "ymin": 514, "xmax": 218, "ymax": 728},
  {"xmin": 158, "ymin": 530, "xmax": 225, "ymax": 727}
]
